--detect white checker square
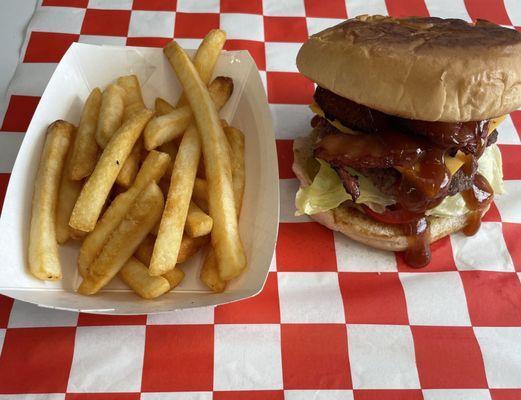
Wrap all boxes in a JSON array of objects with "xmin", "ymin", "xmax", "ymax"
[
  {"xmin": 334, "ymin": 232, "xmax": 397, "ymax": 272},
  {"xmin": 279, "ymin": 179, "xmax": 311, "ymax": 223},
  {"xmin": 0, "ymin": 133, "xmax": 25, "ymax": 173},
  {"xmin": 269, "ymin": 104, "xmax": 313, "ymax": 139},
  {"xmin": 278, "ymin": 272, "xmax": 345, "ymax": 323},
  {"xmin": 214, "ymin": 324, "xmax": 282, "ymax": 390},
  {"xmin": 0, "ymin": 329, "xmax": 5, "ymax": 355},
  {"xmin": 128, "ymin": 11, "xmax": 175, "ymax": 38},
  {"xmin": 423, "ymin": 389, "xmax": 491, "ymax": 400},
  {"xmin": 220, "ymin": 13, "xmax": 264, "ymax": 41},
  {"xmin": 29, "ymin": 6, "xmax": 85, "ymax": 34},
  {"xmin": 147, "ymin": 306, "xmax": 214, "ymax": 325},
  {"xmin": 348, "ymin": 324, "xmax": 420, "ymax": 389},
  {"xmin": 495, "ymin": 180, "xmax": 521, "ymax": 223},
  {"xmin": 345, "ymin": 0, "xmax": 388, "ymax": 17},
  {"xmin": 285, "ymin": 390, "xmax": 354, "ymax": 400},
  {"xmin": 0, "ymin": 396, "xmax": 65, "ymax": 400},
  {"xmin": 67, "ymin": 326, "xmax": 145, "ymax": 392},
  {"xmin": 400, "ymin": 272, "xmax": 471, "ymax": 326},
  {"xmin": 266, "ymin": 42, "xmax": 300, "ymax": 72},
  {"xmin": 474, "ymin": 327, "xmax": 521, "ymax": 388},
  {"xmin": 79, "ymin": 35, "xmax": 127, "ymax": 46},
  {"xmin": 259, "ymin": 70, "xmax": 267, "ymax": 93},
  {"xmin": 263, "ymin": 0, "xmax": 305, "ymax": 16},
  {"xmin": 177, "ymin": 0, "xmax": 220, "ymax": 13},
  {"xmin": 8, "ymin": 300, "xmax": 78, "ymax": 328},
  {"xmin": 505, "ymin": 0, "xmax": 521, "ymax": 26},
  {"xmin": 306, "ymin": 18, "xmax": 345, "ymax": 36},
  {"xmin": 424, "ymin": 0, "xmax": 471, "ymax": 21},
  {"xmin": 141, "ymin": 393, "xmax": 212, "ymax": 400},
  {"xmin": 451, "ymin": 222, "xmax": 515, "ymax": 271},
  {"xmin": 88, "ymin": 0, "xmax": 133, "ymax": 9},
  {"xmin": 496, "ymin": 115, "xmax": 520, "ymax": 144},
  {"xmin": 175, "ymin": 38, "xmax": 203, "ymax": 50}
]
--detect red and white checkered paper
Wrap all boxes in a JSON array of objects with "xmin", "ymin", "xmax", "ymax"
[{"xmin": 1, "ymin": 0, "xmax": 521, "ymax": 398}]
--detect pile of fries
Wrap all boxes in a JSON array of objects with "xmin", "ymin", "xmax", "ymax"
[{"xmin": 28, "ymin": 29, "xmax": 247, "ymax": 299}]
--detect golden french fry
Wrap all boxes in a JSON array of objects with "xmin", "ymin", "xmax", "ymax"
[
  {"xmin": 56, "ymin": 127, "xmax": 83, "ymax": 244},
  {"xmin": 149, "ymin": 123, "xmax": 201, "ymax": 276},
  {"xmin": 119, "ymin": 257, "xmax": 171, "ymax": 299},
  {"xmin": 96, "ymin": 83, "xmax": 126, "ymax": 148},
  {"xmin": 158, "ymin": 141, "xmax": 178, "ymax": 179},
  {"xmin": 118, "ymin": 75, "xmax": 145, "ymax": 121},
  {"xmin": 155, "ymin": 97, "xmax": 175, "ymax": 115},
  {"xmin": 69, "ymin": 108, "xmax": 155, "ymax": 233},
  {"xmin": 78, "ymin": 181, "xmax": 164, "ymax": 295},
  {"xmin": 134, "ymin": 234, "xmax": 155, "ymax": 266},
  {"xmin": 69, "ymin": 88, "xmax": 101, "ymax": 180},
  {"xmin": 164, "ymin": 41, "xmax": 246, "ymax": 280},
  {"xmin": 29, "ymin": 120, "xmax": 74, "ymax": 280},
  {"xmin": 163, "ymin": 267, "xmax": 185, "ymax": 289},
  {"xmin": 137, "ymin": 233, "xmax": 209, "ymax": 265},
  {"xmin": 185, "ymin": 201, "xmax": 213, "ymax": 238},
  {"xmin": 78, "ymin": 150, "xmax": 170, "ymax": 277},
  {"xmin": 221, "ymin": 119, "xmax": 228, "ymax": 127},
  {"xmin": 175, "ymin": 29, "xmax": 226, "ymax": 107},
  {"xmin": 192, "ymin": 177, "xmax": 208, "ymax": 212},
  {"xmin": 200, "ymin": 249, "xmax": 226, "ymax": 293},
  {"xmin": 116, "ymin": 137, "xmax": 142, "ymax": 188}
]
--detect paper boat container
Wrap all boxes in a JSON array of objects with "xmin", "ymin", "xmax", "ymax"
[{"xmin": 0, "ymin": 43, "xmax": 279, "ymax": 314}]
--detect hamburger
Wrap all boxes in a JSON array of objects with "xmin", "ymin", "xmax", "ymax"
[{"xmin": 293, "ymin": 15, "xmax": 521, "ymax": 267}]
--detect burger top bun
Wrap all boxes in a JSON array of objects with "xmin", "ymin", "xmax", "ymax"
[
  {"xmin": 297, "ymin": 15, "xmax": 521, "ymax": 122},
  {"xmin": 291, "ymin": 129, "xmax": 486, "ymax": 252}
]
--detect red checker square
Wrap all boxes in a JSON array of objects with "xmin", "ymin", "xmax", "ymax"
[
  {"xmin": 0, "ymin": 327, "xmax": 75, "ymax": 393},
  {"xmin": 0, "ymin": 294, "xmax": 14, "ymax": 328},
  {"xmin": 132, "ymin": 0, "xmax": 177, "ymax": 11},
  {"xmin": 215, "ymin": 272, "xmax": 280, "ymax": 323},
  {"xmin": 397, "ymin": 235, "xmax": 457, "ymax": 272},
  {"xmin": 81, "ymin": 9, "xmax": 131, "ymax": 37},
  {"xmin": 339, "ymin": 272, "xmax": 409, "ymax": 325},
  {"xmin": 267, "ymin": 72, "xmax": 314, "ymax": 104},
  {"xmin": 510, "ymin": 111, "xmax": 521, "ymax": 139},
  {"xmin": 277, "ymin": 222, "xmax": 337, "ymax": 271},
  {"xmin": 78, "ymin": 313, "xmax": 146, "ymax": 326},
  {"xmin": 461, "ymin": 270, "xmax": 521, "ymax": 325},
  {"xmin": 221, "ymin": 0, "xmax": 263, "ymax": 14},
  {"xmin": 384, "ymin": 0, "xmax": 430, "ymax": 17},
  {"xmin": 142, "ymin": 325, "xmax": 213, "ymax": 391},
  {"xmin": 491, "ymin": 389, "xmax": 521, "ymax": 400},
  {"xmin": 1, "ymin": 95, "xmax": 40, "ymax": 132},
  {"xmin": 264, "ymin": 16, "xmax": 308, "ymax": 43},
  {"xmin": 277, "ymin": 139, "xmax": 295, "ymax": 179},
  {"xmin": 24, "ymin": 31, "xmax": 78, "ymax": 63},
  {"xmin": 214, "ymin": 391, "xmax": 284, "ymax": 400},
  {"xmin": 304, "ymin": 0, "xmax": 347, "ymax": 18},
  {"xmin": 482, "ymin": 201, "xmax": 501, "ymax": 222},
  {"xmin": 281, "ymin": 324, "xmax": 351, "ymax": 389},
  {"xmin": 0, "ymin": 173, "xmax": 11, "ymax": 211},
  {"xmin": 354, "ymin": 390, "xmax": 424, "ymax": 400},
  {"xmin": 499, "ymin": 145, "xmax": 521, "ymax": 180},
  {"xmin": 174, "ymin": 13, "xmax": 220, "ymax": 38},
  {"xmin": 224, "ymin": 40, "xmax": 265, "ymax": 70},
  {"xmin": 42, "ymin": 0, "xmax": 88, "ymax": 6},
  {"xmin": 464, "ymin": 0, "xmax": 512, "ymax": 25},
  {"xmin": 502, "ymin": 223, "xmax": 521, "ymax": 271},
  {"xmin": 126, "ymin": 37, "xmax": 172, "ymax": 48},
  {"xmin": 412, "ymin": 326, "xmax": 487, "ymax": 388},
  {"xmin": 66, "ymin": 394, "xmax": 140, "ymax": 400}
]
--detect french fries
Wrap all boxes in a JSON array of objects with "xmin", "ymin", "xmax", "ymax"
[
  {"xmin": 155, "ymin": 97, "xmax": 175, "ymax": 115},
  {"xmin": 135, "ymin": 233, "xmax": 208, "ymax": 266},
  {"xmin": 149, "ymin": 123, "xmax": 201, "ymax": 276},
  {"xmin": 69, "ymin": 108, "xmax": 154, "ymax": 232},
  {"xmin": 119, "ymin": 257, "xmax": 171, "ymax": 299},
  {"xmin": 78, "ymin": 150, "xmax": 170, "ymax": 277},
  {"xmin": 116, "ymin": 137, "xmax": 142, "ymax": 188},
  {"xmin": 96, "ymin": 83, "xmax": 126, "ymax": 148},
  {"xmin": 29, "ymin": 120, "xmax": 74, "ymax": 280},
  {"xmin": 164, "ymin": 41, "xmax": 246, "ymax": 280},
  {"xmin": 144, "ymin": 77, "xmax": 233, "ymax": 151},
  {"xmin": 69, "ymin": 88, "xmax": 101, "ymax": 180},
  {"xmin": 192, "ymin": 177, "xmax": 209, "ymax": 212},
  {"xmin": 162, "ymin": 267, "xmax": 185, "ymax": 289},
  {"xmin": 78, "ymin": 181, "xmax": 164, "ymax": 295},
  {"xmin": 185, "ymin": 201, "xmax": 213, "ymax": 238}
]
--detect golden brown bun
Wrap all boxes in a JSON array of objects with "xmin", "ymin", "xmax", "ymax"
[
  {"xmin": 297, "ymin": 15, "xmax": 521, "ymax": 122},
  {"xmin": 292, "ymin": 129, "xmax": 483, "ymax": 252}
]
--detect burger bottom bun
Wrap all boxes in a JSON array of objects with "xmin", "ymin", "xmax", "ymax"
[{"xmin": 292, "ymin": 129, "xmax": 485, "ymax": 252}]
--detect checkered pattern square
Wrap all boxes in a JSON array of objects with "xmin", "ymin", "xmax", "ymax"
[{"xmin": 2, "ymin": 0, "xmax": 521, "ymax": 398}]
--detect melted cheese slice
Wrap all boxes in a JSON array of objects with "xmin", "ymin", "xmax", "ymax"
[{"xmin": 310, "ymin": 103, "xmax": 506, "ymax": 175}]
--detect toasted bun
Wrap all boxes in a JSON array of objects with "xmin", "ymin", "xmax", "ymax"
[
  {"xmin": 292, "ymin": 129, "xmax": 484, "ymax": 252},
  {"xmin": 297, "ymin": 15, "xmax": 521, "ymax": 122}
]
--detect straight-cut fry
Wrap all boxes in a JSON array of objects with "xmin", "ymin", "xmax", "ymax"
[
  {"xmin": 162, "ymin": 268, "xmax": 185, "ymax": 289},
  {"xmin": 69, "ymin": 88, "xmax": 101, "ymax": 180},
  {"xmin": 149, "ymin": 123, "xmax": 201, "ymax": 276},
  {"xmin": 116, "ymin": 137, "xmax": 142, "ymax": 187},
  {"xmin": 192, "ymin": 177, "xmax": 209, "ymax": 212},
  {"xmin": 164, "ymin": 41, "xmax": 246, "ymax": 280},
  {"xmin": 78, "ymin": 182, "xmax": 164, "ymax": 295},
  {"xmin": 69, "ymin": 108, "xmax": 155, "ymax": 232},
  {"xmin": 29, "ymin": 120, "xmax": 73, "ymax": 280},
  {"xmin": 155, "ymin": 97, "xmax": 175, "ymax": 115},
  {"xmin": 135, "ymin": 234, "xmax": 208, "ymax": 266},
  {"xmin": 119, "ymin": 257, "xmax": 171, "ymax": 299},
  {"xmin": 185, "ymin": 201, "xmax": 213, "ymax": 238},
  {"xmin": 96, "ymin": 83, "xmax": 126, "ymax": 148}
]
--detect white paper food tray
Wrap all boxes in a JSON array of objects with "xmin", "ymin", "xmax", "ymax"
[{"xmin": 0, "ymin": 43, "xmax": 279, "ymax": 314}]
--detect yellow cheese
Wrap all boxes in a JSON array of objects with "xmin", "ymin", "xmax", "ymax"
[{"xmin": 489, "ymin": 115, "xmax": 506, "ymax": 134}]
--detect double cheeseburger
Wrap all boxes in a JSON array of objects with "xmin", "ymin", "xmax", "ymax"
[{"xmin": 293, "ymin": 15, "xmax": 521, "ymax": 267}]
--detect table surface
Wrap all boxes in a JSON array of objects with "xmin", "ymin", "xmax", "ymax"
[{"xmin": 1, "ymin": 1, "xmax": 521, "ymax": 399}]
